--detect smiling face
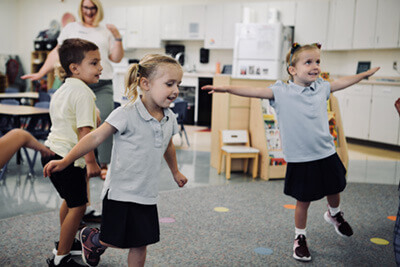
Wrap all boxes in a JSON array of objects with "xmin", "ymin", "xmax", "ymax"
[
  {"xmin": 142, "ymin": 64, "xmax": 182, "ymax": 110},
  {"xmin": 81, "ymin": 0, "xmax": 98, "ymax": 26},
  {"xmin": 288, "ymin": 48, "xmax": 321, "ymax": 87},
  {"xmin": 71, "ymin": 49, "xmax": 102, "ymax": 84}
]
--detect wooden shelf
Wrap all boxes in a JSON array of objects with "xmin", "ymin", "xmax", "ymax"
[
  {"xmin": 30, "ymin": 51, "xmax": 54, "ymax": 91},
  {"xmin": 210, "ymin": 75, "xmax": 349, "ymax": 180}
]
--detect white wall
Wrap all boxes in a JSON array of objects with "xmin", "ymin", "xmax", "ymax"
[{"xmin": 1, "ymin": 0, "xmax": 399, "ymax": 90}]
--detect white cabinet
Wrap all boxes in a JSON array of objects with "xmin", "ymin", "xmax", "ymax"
[
  {"xmin": 161, "ymin": 4, "xmax": 205, "ymax": 40},
  {"xmin": 294, "ymin": 0, "xmax": 329, "ymax": 45},
  {"xmin": 369, "ymin": 85, "xmax": 400, "ymax": 144},
  {"xmin": 243, "ymin": 1, "xmax": 296, "ymax": 25},
  {"xmin": 340, "ymin": 84, "xmax": 373, "ymax": 140},
  {"xmin": 125, "ymin": 6, "xmax": 161, "ymax": 48},
  {"xmin": 326, "ymin": 0, "xmax": 355, "ymax": 50},
  {"xmin": 204, "ymin": 3, "xmax": 242, "ymax": 49},
  {"xmin": 353, "ymin": 0, "xmax": 377, "ymax": 49},
  {"xmin": 375, "ymin": 0, "xmax": 400, "ymax": 48}
]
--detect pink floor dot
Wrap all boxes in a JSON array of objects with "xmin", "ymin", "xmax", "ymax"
[{"xmin": 159, "ymin": 217, "xmax": 176, "ymax": 223}]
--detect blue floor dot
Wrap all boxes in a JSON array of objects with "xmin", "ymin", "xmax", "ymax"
[{"xmin": 254, "ymin": 247, "xmax": 273, "ymax": 255}]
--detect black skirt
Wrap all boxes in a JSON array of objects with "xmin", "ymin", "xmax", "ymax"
[
  {"xmin": 99, "ymin": 192, "xmax": 160, "ymax": 248},
  {"xmin": 284, "ymin": 153, "xmax": 346, "ymax": 202}
]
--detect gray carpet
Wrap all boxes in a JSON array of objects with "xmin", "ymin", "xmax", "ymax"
[{"xmin": 0, "ymin": 180, "xmax": 397, "ymax": 266}]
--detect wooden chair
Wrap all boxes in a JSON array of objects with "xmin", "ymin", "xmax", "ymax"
[{"xmin": 218, "ymin": 130, "xmax": 259, "ymax": 179}]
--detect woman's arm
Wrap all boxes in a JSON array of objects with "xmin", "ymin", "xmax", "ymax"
[
  {"xmin": 201, "ymin": 85, "xmax": 274, "ymax": 99},
  {"xmin": 21, "ymin": 46, "xmax": 60, "ymax": 81},
  {"xmin": 106, "ymin": 24, "xmax": 124, "ymax": 63},
  {"xmin": 43, "ymin": 122, "xmax": 116, "ymax": 177},
  {"xmin": 330, "ymin": 67, "xmax": 380, "ymax": 92}
]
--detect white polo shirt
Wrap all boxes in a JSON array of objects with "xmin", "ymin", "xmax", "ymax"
[
  {"xmin": 101, "ymin": 98, "xmax": 179, "ymax": 204},
  {"xmin": 45, "ymin": 78, "xmax": 97, "ymax": 168},
  {"xmin": 269, "ymin": 78, "xmax": 336, "ymax": 162}
]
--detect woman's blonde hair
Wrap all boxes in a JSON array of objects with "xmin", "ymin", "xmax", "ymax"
[
  {"xmin": 78, "ymin": 0, "xmax": 104, "ymax": 27},
  {"xmin": 124, "ymin": 54, "xmax": 181, "ymax": 104},
  {"xmin": 285, "ymin": 43, "xmax": 321, "ymax": 81}
]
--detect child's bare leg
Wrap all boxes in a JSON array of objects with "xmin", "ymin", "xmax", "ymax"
[
  {"xmin": 128, "ymin": 246, "xmax": 147, "ymax": 267},
  {"xmin": 59, "ymin": 200, "xmax": 69, "ymax": 226},
  {"xmin": 326, "ymin": 193, "xmax": 340, "ymax": 208},
  {"xmin": 57, "ymin": 204, "xmax": 86, "ymax": 255},
  {"xmin": 295, "ymin": 200, "xmax": 310, "ymax": 229}
]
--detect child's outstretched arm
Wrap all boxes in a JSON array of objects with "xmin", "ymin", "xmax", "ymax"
[
  {"xmin": 330, "ymin": 67, "xmax": 380, "ymax": 92},
  {"xmin": 0, "ymin": 129, "xmax": 54, "ymax": 169},
  {"xmin": 43, "ymin": 122, "xmax": 116, "ymax": 177},
  {"xmin": 78, "ymin": 126, "xmax": 101, "ymax": 178},
  {"xmin": 201, "ymin": 84, "xmax": 274, "ymax": 99},
  {"xmin": 164, "ymin": 139, "xmax": 188, "ymax": 187}
]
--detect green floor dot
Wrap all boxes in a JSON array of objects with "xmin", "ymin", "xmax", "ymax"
[
  {"xmin": 214, "ymin": 207, "xmax": 229, "ymax": 212},
  {"xmin": 370, "ymin": 237, "xmax": 389, "ymax": 245}
]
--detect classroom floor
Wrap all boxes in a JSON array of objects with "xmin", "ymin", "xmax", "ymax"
[{"xmin": 0, "ymin": 125, "xmax": 399, "ymax": 220}]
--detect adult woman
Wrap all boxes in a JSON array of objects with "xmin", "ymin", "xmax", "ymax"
[{"xmin": 22, "ymin": 0, "xmax": 124, "ymax": 180}]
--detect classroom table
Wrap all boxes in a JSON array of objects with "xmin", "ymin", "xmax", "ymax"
[
  {"xmin": 0, "ymin": 104, "xmax": 50, "ymax": 176},
  {"xmin": 0, "ymin": 92, "xmax": 39, "ymax": 100}
]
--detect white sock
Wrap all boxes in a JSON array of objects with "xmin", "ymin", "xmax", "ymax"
[
  {"xmin": 54, "ymin": 254, "xmax": 68, "ymax": 265},
  {"xmin": 85, "ymin": 206, "xmax": 94, "ymax": 215},
  {"xmin": 328, "ymin": 205, "xmax": 340, "ymax": 216},
  {"xmin": 295, "ymin": 227, "xmax": 306, "ymax": 239}
]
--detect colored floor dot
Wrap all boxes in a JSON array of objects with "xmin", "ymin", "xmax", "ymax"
[
  {"xmin": 214, "ymin": 207, "xmax": 229, "ymax": 212},
  {"xmin": 370, "ymin": 238, "xmax": 389, "ymax": 245},
  {"xmin": 160, "ymin": 217, "xmax": 175, "ymax": 223},
  {"xmin": 284, "ymin": 204, "xmax": 296, "ymax": 210},
  {"xmin": 254, "ymin": 247, "xmax": 273, "ymax": 255},
  {"xmin": 388, "ymin": 216, "xmax": 396, "ymax": 221}
]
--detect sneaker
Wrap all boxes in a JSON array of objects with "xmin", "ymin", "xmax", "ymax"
[
  {"xmin": 53, "ymin": 238, "xmax": 82, "ymax": 256},
  {"xmin": 80, "ymin": 227, "xmax": 107, "ymax": 267},
  {"xmin": 324, "ymin": 211, "xmax": 353, "ymax": 237},
  {"xmin": 46, "ymin": 254, "xmax": 85, "ymax": 266},
  {"xmin": 83, "ymin": 210, "xmax": 102, "ymax": 223},
  {"xmin": 293, "ymin": 234, "xmax": 311, "ymax": 262}
]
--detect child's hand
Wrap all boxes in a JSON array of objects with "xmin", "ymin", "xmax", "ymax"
[
  {"xmin": 43, "ymin": 160, "xmax": 67, "ymax": 177},
  {"xmin": 364, "ymin": 67, "xmax": 380, "ymax": 78},
  {"xmin": 201, "ymin": 85, "xmax": 227, "ymax": 94},
  {"xmin": 395, "ymin": 98, "xmax": 400, "ymax": 116},
  {"xmin": 86, "ymin": 162, "xmax": 101, "ymax": 178},
  {"xmin": 173, "ymin": 171, "xmax": 188, "ymax": 187}
]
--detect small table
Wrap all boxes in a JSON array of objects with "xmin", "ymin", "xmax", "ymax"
[
  {"xmin": 0, "ymin": 92, "xmax": 39, "ymax": 105},
  {"xmin": 0, "ymin": 104, "xmax": 50, "ymax": 175}
]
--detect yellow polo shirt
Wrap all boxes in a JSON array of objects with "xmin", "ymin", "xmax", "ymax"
[{"xmin": 45, "ymin": 78, "xmax": 97, "ymax": 168}]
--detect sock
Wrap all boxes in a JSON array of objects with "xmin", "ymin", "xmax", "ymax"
[
  {"xmin": 92, "ymin": 232, "xmax": 105, "ymax": 248},
  {"xmin": 85, "ymin": 206, "xmax": 94, "ymax": 215},
  {"xmin": 295, "ymin": 227, "xmax": 306, "ymax": 239},
  {"xmin": 54, "ymin": 254, "xmax": 68, "ymax": 265},
  {"xmin": 328, "ymin": 205, "xmax": 340, "ymax": 216}
]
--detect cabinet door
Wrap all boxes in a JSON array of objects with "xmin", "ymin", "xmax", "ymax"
[
  {"xmin": 204, "ymin": 4, "xmax": 241, "ymax": 49},
  {"xmin": 375, "ymin": 0, "xmax": 400, "ymax": 48},
  {"xmin": 294, "ymin": 0, "xmax": 329, "ymax": 45},
  {"xmin": 369, "ymin": 85, "xmax": 400, "ymax": 144},
  {"xmin": 161, "ymin": 5, "xmax": 183, "ymax": 40},
  {"xmin": 341, "ymin": 84, "xmax": 372, "ymax": 140},
  {"xmin": 126, "ymin": 6, "xmax": 161, "ymax": 48},
  {"xmin": 353, "ymin": 0, "xmax": 377, "ymax": 49},
  {"xmin": 182, "ymin": 5, "xmax": 205, "ymax": 39},
  {"xmin": 268, "ymin": 1, "xmax": 296, "ymax": 26},
  {"xmin": 326, "ymin": 0, "xmax": 355, "ymax": 50}
]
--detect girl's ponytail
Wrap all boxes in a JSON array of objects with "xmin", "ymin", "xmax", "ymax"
[{"xmin": 124, "ymin": 63, "xmax": 140, "ymax": 103}]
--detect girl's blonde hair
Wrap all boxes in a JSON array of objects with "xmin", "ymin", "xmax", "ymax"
[
  {"xmin": 124, "ymin": 54, "xmax": 181, "ymax": 103},
  {"xmin": 78, "ymin": 0, "xmax": 104, "ymax": 27},
  {"xmin": 285, "ymin": 43, "xmax": 321, "ymax": 81}
]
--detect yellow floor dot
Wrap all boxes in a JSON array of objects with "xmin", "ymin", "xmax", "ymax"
[
  {"xmin": 214, "ymin": 207, "xmax": 229, "ymax": 212},
  {"xmin": 284, "ymin": 204, "xmax": 296, "ymax": 210},
  {"xmin": 388, "ymin": 216, "xmax": 396, "ymax": 221},
  {"xmin": 370, "ymin": 238, "xmax": 389, "ymax": 245}
]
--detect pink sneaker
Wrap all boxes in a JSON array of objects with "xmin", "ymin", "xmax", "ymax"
[
  {"xmin": 293, "ymin": 234, "xmax": 311, "ymax": 262},
  {"xmin": 324, "ymin": 211, "xmax": 353, "ymax": 237}
]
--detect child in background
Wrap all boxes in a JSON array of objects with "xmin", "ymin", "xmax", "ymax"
[
  {"xmin": 202, "ymin": 43, "xmax": 379, "ymax": 262},
  {"xmin": 0, "ymin": 129, "xmax": 54, "ymax": 169},
  {"xmin": 42, "ymin": 38, "xmax": 102, "ymax": 266},
  {"xmin": 43, "ymin": 54, "xmax": 188, "ymax": 267}
]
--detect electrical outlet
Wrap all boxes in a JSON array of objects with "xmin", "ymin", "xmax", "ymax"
[{"xmin": 394, "ymin": 61, "xmax": 398, "ymax": 70}]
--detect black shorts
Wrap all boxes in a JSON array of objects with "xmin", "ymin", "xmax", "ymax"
[
  {"xmin": 100, "ymin": 192, "xmax": 160, "ymax": 248},
  {"xmin": 284, "ymin": 153, "xmax": 346, "ymax": 202},
  {"xmin": 42, "ymin": 154, "xmax": 87, "ymax": 208}
]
